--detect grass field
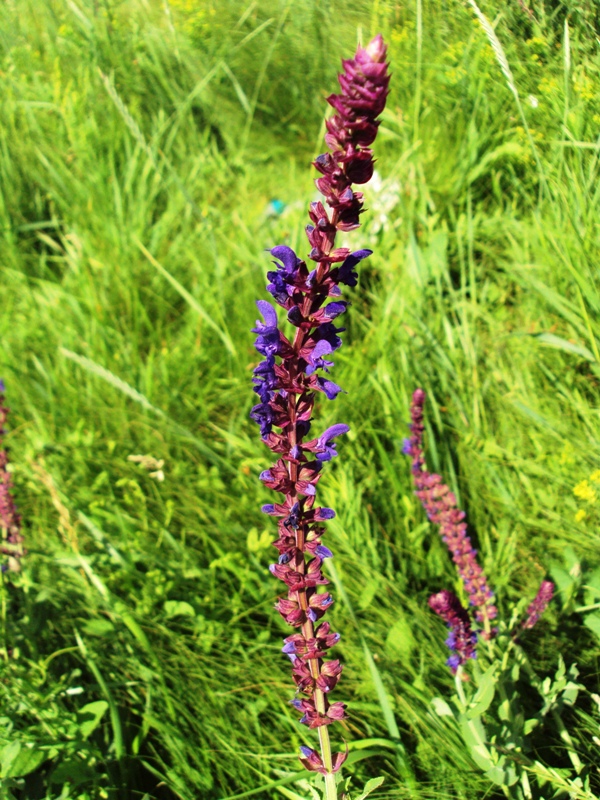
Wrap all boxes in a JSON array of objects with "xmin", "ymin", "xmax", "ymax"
[{"xmin": 2, "ymin": 0, "xmax": 600, "ymax": 798}]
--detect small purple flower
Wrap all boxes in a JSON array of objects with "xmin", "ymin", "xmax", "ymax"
[
  {"xmin": 323, "ymin": 301, "xmax": 348, "ymax": 320},
  {"xmin": 305, "ymin": 340, "xmax": 335, "ymax": 376},
  {"xmin": 313, "ymin": 322, "xmax": 345, "ymax": 353},
  {"xmin": 317, "ymin": 377, "xmax": 343, "ymax": 400},
  {"xmin": 303, "ymin": 424, "xmax": 350, "ymax": 462},
  {"xmin": 249, "ymin": 401, "xmax": 274, "ymax": 437},
  {"xmin": 336, "ymin": 249, "xmax": 372, "ymax": 287},
  {"xmin": 270, "ymin": 245, "xmax": 303, "ymax": 276},
  {"xmin": 252, "ymin": 300, "xmax": 282, "ymax": 358}
]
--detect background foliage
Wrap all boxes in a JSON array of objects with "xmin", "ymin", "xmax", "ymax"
[{"xmin": 1, "ymin": 0, "xmax": 600, "ymax": 797}]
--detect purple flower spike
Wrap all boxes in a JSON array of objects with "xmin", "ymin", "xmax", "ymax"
[
  {"xmin": 429, "ymin": 590, "xmax": 478, "ymax": 674},
  {"xmin": 0, "ymin": 382, "xmax": 24, "ymax": 572},
  {"xmin": 405, "ymin": 389, "xmax": 497, "ymax": 630},
  {"xmin": 522, "ymin": 580, "xmax": 554, "ymax": 630},
  {"xmin": 250, "ymin": 35, "xmax": 390, "ymax": 779}
]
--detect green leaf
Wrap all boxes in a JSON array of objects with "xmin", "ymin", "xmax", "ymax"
[
  {"xmin": 50, "ymin": 759, "xmax": 97, "ymax": 786},
  {"xmin": 82, "ymin": 619, "xmax": 115, "ymax": 637},
  {"xmin": 459, "ymin": 715, "xmax": 495, "ymax": 771},
  {"xmin": 384, "ymin": 615, "xmax": 416, "ymax": 660},
  {"xmin": 0, "ymin": 742, "xmax": 21, "ymax": 776},
  {"xmin": 498, "ymin": 699, "xmax": 510, "ymax": 722},
  {"xmin": 524, "ymin": 718, "xmax": 539, "ymax": 735},
  {"xmin": 562, "ymin": 681, "xmax": 580, "ymax": 706},
  {"xmin": 485, "ymin": 763, "xmax": 519, "ymax": 787},
  {"xmin": 530, "ymin": 332, "xmax": 596, "ymax": 362},
  {"xmin": 584, "ymin": 612, "xmax": 600, "ymax": 640},
  {"xmin": 431, "ymin": 697, "xmax": 454, "ymax": 718},
  {"xmin": 467, "ymin": 664, "xmax": 497, "ymax": 719},
  {"xmin": 356, "ymin": 777, "xmax": 385, "ymax": 800},
  {"xmin": 77, "ymin": 700, "xmax": 109, "ymax": 739},
  {"xmin": 3, "ymin": 743, "xmax": 49, "ymax": 778},
  {"xmin": 549, "ymin": 563, "xmax": 576, "ymax": 603},
  {"xmin": 469, "ymin": 744, "xmax": 496, "ymax": 772},
  {"xmin": 164, "ymin": 600, "xmax": 196, "ymax": 618}
]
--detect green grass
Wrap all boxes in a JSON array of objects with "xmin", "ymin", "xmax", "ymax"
[{"xmin": 1, "ymin": 0, "xmax": 600, "ymax": 797}]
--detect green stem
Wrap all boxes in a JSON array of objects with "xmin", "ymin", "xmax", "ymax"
[
  {"xmin": 454, "ymin": 667, "xmax": 468, "ymax": 706},
  {"xmin": 551, "ymin": 707, "xmax": 583, "ymax": 774}
]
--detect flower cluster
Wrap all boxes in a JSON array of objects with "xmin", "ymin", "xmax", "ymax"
[
  {"xmin": 251, "ymin": 36, "xmax": 390, "ymax": 776},
  {"xmin": 522, "ymin": 580, "xmax": 554, "ymax": 630},
  {"xmin": 403, "ymin": 389, "xmax": 497, "ymax": 626},
  {"xmin": 0, "ymin": 381, "xmax": 23, "ymax": 573},
  {"xmin": 428, "ymin": 590, "xmax": 478, "ymax": 673},
  {"xmin": 405, "ymin": 389, "xmax": 555, "ymax": 671}
]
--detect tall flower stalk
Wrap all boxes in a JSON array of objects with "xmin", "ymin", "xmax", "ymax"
[
  {"xmin": 0, "ymin": 380, "xmax": 24, "ymax": 663},
  {"xmin": 403, "ymin": 389, "xmax": 497, "ymax": 633},
  {"xmin": 251, "ymin": 36, "xmax": 389, "ymax": 797},
  {"xmin": 404, "ymin": 388, "xmax": 554, "ymax": 672},
  {"xmin": 0, "ymin": 381, "xmax": 23, "ymax": 575}
]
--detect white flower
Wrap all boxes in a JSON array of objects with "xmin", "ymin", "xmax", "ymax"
[{"xmin": 128, "ymin": 454, "xmax": 165, "ymax": 481}]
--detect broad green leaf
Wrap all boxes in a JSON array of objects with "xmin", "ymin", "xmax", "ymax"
[
  {"xmin": 460, "ymin": 715, "xmax": 495, "ymax": 770},
  {"xmin": 164, "ymin": 600, "xmax": 196, "ymax": 618},
  {"xmin": 486, "ymin": 763, "xmax": 519, "ymax": 787},
  {"xmin": 431, "ymin": 697, "xmax": 454, "ymax": 718},
  {"xmin": 584, "ymin": 612, "xmax": 600, "ymax": 641},
  {"xmin": 356, "ymin": 776, "xmax": 385, "ymax": 800},
  {"xmin": 82, "ymin": 619, "xmax": 115, "ymax": 637},
  {"xmin": 4, "ymin": 743, "xmax": 48, "ymax": 778},
  {"xmin": 0, "ymin": 742, "xmax": 21, "ymax": 776},
  {"xmin": 467, "ymin": 664, "xmax": 497, "ymax": 719},
  {"xmin": 549, "ymin": 564, "xmax": 576, "ymax": 603},
  {"xmin": 77, "ymin": 700, "xmax": 109, "ymax": 739},
  {"xmin": 469, "ymin": 744, "xmax": 496, "ymax": 772},
  {"xmin": 384, "ymin": 615, "xmax": 416, "ymax": 660},
  {"xmin": 524, "ymin": 718, "xmax": 539, "ymax": 735},
  {"xmin": 485, "ymin": 765, "xmax": 509, "ymax": 786},
  {"xmin": 562, "ymin": 681, "xmax": 580, "ymax": 706},
  {"xmin": 498, "ymin": 699, "xmax": 510, "ymax": 721}
]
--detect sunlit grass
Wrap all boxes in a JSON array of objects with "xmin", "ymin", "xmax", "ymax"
[{"xmin": 1, "ymin": 0, "xmax": 600, "ymax": 797}]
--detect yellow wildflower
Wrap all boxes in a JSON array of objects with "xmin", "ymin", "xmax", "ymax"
[{"xmin": 574, "ymin": 479, "xmax": 597, "ymax": 503}]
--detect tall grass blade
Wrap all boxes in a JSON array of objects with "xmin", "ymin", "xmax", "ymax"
[
  {"xmin": 60, "ymin": 348, "xmax": 165, "ymax": 415},
  {"xmin": 466, "ymin": 0, "xmax": 548, "ymax": 199},
  {"xmin": 135, "ymin": 240, "xmax": 237, "ymax": 356}
]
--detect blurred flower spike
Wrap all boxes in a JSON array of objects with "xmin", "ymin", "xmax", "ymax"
[
  {"xmin": 405, "ymin": 389, "xmax": 555, "ymax": 672},
  {"xmin": 0, "ymin": 381, "xmax": 24, "ymax": 573},
  {"xmin": 429, "ymin": 590, "xmax": 478, "ymax": 674},
  {"xmin": 404, "ymin": 389, "xmax": 497, "ymax": 629},
  {"xmin": 522, "ymin": 580, "xmax": 554, "ymax": 630}
]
